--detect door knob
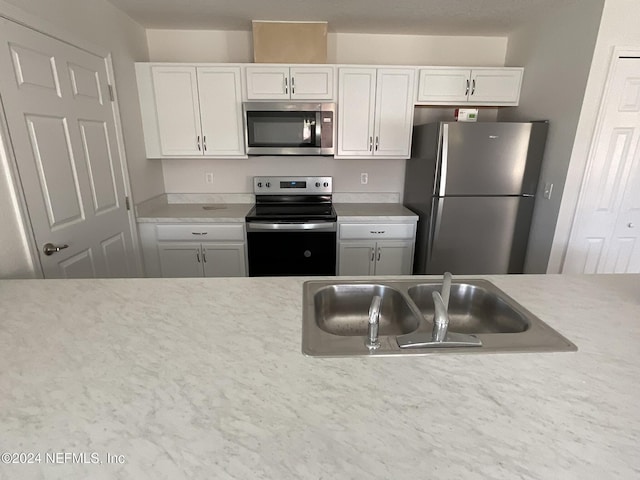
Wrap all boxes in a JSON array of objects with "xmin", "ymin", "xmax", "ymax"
[
  {"xmin": 43, "ymin": 243, "xmax": 69, "ymax": 256},
  {"xmin": 628, "ymin": 222, "xmax": 635, "ymax": 228}
]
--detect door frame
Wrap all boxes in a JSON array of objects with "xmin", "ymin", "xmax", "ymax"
[
  {"xmin": 0, "ymin": 1, "xmax": 142, "ymax": 277},
  {"xmin": 560, "ymin": 46, "xmax": 640, "ymax": 273}
]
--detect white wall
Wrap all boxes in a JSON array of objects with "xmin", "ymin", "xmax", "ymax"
[
  {"xmin": 147, "ymin": 29, "xmax": 508, "ymax": 195},
  {"xmin": 0, "ymin": 0, "xmax": 161, "ymax": 278},
  {"xmin": 147, "ymin": 29, "xmax": 508, "ymax": 66},
  {"xmin": 498, "ymin": 0, "xmax": 605, "ymax": 273},
  {"xmin": 548, "ymin": 0, "xmax": 640, "ymax": 272}
]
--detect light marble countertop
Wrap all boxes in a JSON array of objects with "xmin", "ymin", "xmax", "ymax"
[
  {"xmin": 136, "ymin": 202, "xmax": 253, "ymax": 223},
  {"xmin": 136, "ymin": 198, "xmax": 418, "ymax": 224},
  {"xmin": 1, "ymin": 274, "xmax": 638, "ymax": 479},
  {"xmin": 334, "ymin": 203, "xmax": 418, "ymax": 221}
]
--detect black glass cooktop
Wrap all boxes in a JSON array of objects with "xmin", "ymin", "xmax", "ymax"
[{"xmin": 246, "ymin": 195, "xmax": 336, "ymax": 222}]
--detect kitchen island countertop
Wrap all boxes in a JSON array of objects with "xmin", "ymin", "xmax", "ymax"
[{"xmin": 1, "ymin": 274, "xmax": 638, "ymax": 479}]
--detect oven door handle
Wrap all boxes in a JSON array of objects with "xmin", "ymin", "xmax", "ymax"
[{"xmin": 246, "ymin": 222, "xmax": 336, "ymax": 232}]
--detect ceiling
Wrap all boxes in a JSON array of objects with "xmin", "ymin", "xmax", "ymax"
[{"xmin": 105, "ymin": 0, "xmax": 580, "ymax": 36}]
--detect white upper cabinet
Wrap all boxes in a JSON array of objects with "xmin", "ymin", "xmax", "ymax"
[
  {"xmin": 416, "ymin": 67, "xmax": 523, "ymax": 106},
  {"xmin": 337, "ymin": 67, "xmax": 416, "ymax": 158},
  {"xmin": 151, "ymin": 66, "xmax": 202, "ymax": 156},
  {"xmin": 135, "ymin": 63, "xmax": 245, "ymax": 158},
  {"xmin": 245, "ymin": 65, "xmax": 335, "ymax": 100}
]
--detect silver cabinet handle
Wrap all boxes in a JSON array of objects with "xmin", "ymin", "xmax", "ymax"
[
  {"xmin": 43, "ymin": 243, "xmax": 69, "ymax": 256},
  {"xmin": 369, "ymin": 136, "xmax": 373, "ymax": 151},
  {"xmin": 202, "ymin": 250, "xmax": 207, "ymax": 263},
  {"xmin": 291, "ymin": 76, "xmax": 295, "ymax": 94},
  {"xmin": 197, "ymin": 135, "xmax": 201, "ymax": 151},
  {"xmin": 465, "ymin": 79, "xmax": 470, "ymax": 96},
  {"xmin": 196, "ymin": 251, "xmax": 201, "ymax": 263},
  {"xmin": 203, "ymin": 135, "xmax": 207, "ymax": 152},
  {"xmin": 375, "ymin": 136, "xmax": 379, "ymax": 151},
  {"xmin": 471, "ymin": 78, "xmax": 476, "ymax": 95},
  {"xmin": 284, "ymin": 77, "xmax": 288, "ymax": 94},
  {"xmin": 370, "ymin": 248, "xmax": 375, "ymax": 262},
  {"xmin": 191, "ymin": 232, "xmax": 208, "ymax": 235},
  {"xmin": 377, "ymin": 248, "xmax": 381, "ymax": 262}
]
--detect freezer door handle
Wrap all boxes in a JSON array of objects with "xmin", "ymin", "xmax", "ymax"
[{"xmin": 438, "ymin": 123, "xmax": 449, "ymax": 197}]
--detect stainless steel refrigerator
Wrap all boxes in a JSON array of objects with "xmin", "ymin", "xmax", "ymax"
[{"xmin": 403, "ymin": 121, "xmax": 548, "ymax": 274}]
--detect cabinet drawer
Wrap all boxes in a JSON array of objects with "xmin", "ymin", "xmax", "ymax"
[
  {"xmin": 156, "ymin": 224, "xmax": 245, "ymax": 241},
  {"xmin": 339, "ymin": 223, "xmax": 415, "ymax": 240}
]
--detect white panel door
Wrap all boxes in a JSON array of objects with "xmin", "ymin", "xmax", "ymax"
[
  {"xmin": 202, "ymin": 243, "xmax": 246, "ymax": 277},
  {"xmin": 469, "ymin": 68, "xmax": 523, "ymax": 104},
  {"xmin": 0, "ymin": 18, "xmax": 136, "ymax": 278},
  {"xmin": 336, "ymin": 68, "xmax": 376, "ymax": 157},
  {"xmin": 290, "ymin": 66, "xmax": 334, "ymax": 100},
  {"xmin": 197, "ymin": 67, "xmax": 245, "ymax": 156},
  {"xmin": 416, "ymin": 68, "xmax": 470, "ymax": 103},
  {"xmin": 151, "ymin": 66, "xmax": 202, "ymax": 156},
  {"xmin": 564, "ymin": 57, "xmax": 640, "ymax": 273},
  {"xmin": 245, "ymin": 66, "xmax": 290, "ymax": 99},
  {"xmin": 373, "ymin": 68, "xmax": 415, "ymax": 157}
]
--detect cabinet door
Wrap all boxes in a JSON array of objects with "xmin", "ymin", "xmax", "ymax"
[
  {"xmin": 202, "ymin": 243, "xmax": 247, "ymax": 277},
  {"xmin": 338, "ymin": 241, "xmax": 375, "ymax": 276},
  {"xmin": 290, "ymin": 66, "xmax": 334, "ymax": 100},
  {"xmin": 158, "ymin": 243, "xmax": 203, "ymax": 277},
  {"xmin": 416, "ymin": 68, "xmax": 471, "ymax": 103},
  {"xmin": 197, "ymin": 67, "xmax": 245, "ymax": 156},
  {"xmin": 374, "ymin": 68, "xmax": 416, "ymax": 157},
  {"xmin": 336, "ymin": 68, "xmax": 376, "ymax": 157},
  {"xmin": 245, "ymin": 66, "xmax": 290, "ymax": 99},
  {"xmin": 151, "ymin": 66, "xmax": 203, "ymax": 156},
  {"xmin": 468, "ymin": 69, "xmax": 523, "ymax": 105},
  {"xmin": 374, "ymin": 240, "xmax": 414, "ymax": 275}
]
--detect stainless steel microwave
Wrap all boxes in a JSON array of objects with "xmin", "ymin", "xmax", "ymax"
[{"xmin": 243, "ymin": 102, "xmax": 335, "ymax": 155}]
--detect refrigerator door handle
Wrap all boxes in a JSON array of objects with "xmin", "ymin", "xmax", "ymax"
[
  {"xmin": 428, "ymin": 198, "xmax": 445, "ymax": 264},
  {"xmin": 438, "ymin": 123, "xmax": 449, "ymax": 197}
]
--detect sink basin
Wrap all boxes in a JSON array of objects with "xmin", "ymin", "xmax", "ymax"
[
  {"xmin": 315, "ymin": 284, "xmax": 419, "ymax": 336},
  {"xmin": 302, "ymin": 278, "xmax": 577, "ymax": 357},
  {"xmin": 407, "ymin": 283, "xmax": 529, "ymax": 334}
]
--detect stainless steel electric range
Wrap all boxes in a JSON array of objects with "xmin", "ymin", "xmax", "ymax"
[{"xmin": 245, "ymin": 176, "xmax": 337, "ymax": 276}]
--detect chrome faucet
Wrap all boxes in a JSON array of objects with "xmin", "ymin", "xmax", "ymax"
[
  {"xmin": 366, "ymin": 295, "xmax": 382, "ymax": 350},
  {"xmin": 432, "ymin": 271, "xmax": 452, "ymax": 342},
  {"xmin": 431, "ymin": 291, "xmax": 449, "ymax": 342},
  {"xmin": 396, "ymin": 272, "xmax": 482, "ymax": 349}
]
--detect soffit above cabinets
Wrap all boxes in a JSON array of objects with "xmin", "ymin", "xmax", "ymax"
[{"xmin": 105, "ymin": 0, "xmax": 583, "ymax": 36}]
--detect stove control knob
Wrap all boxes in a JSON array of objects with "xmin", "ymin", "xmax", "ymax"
[
  {"xmin": 323, "ymin": 182, "xmax": 329, "ymax": 188},
  {"xmin": 265, "ymin": 182, "xmax": 271, "ymax": 188},
  {"xmin": 315, "ymin": 182, "xmax": 321, "ymax": 187},
  {"xmin": 257, "ymin": 182, "xmax": 262, "ymax": 188}
]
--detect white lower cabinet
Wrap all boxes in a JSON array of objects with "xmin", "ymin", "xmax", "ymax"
[
  {"xmin": 158, "ymin": 242, "xmax": 246, "ymax": 278},
  {"xmin": 339, "ymin": 240, "xmax": 413, "ymax": 276},
  {"xmin": 139, "ymin": 223, "xmax": 247, "ymax": 278},
  {"xmin": 338, "ymin": 222, "xmax": 416, "ymax": 275}
]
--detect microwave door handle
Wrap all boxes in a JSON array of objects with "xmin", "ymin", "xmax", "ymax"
[{"xmin": 315, "ymin": 114, "xmax": 321, "ymax": 147}]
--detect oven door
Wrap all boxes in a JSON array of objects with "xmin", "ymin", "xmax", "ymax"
[{"xmin": 247, "ymin": 222, "xmax": 337, "ymax": 276}]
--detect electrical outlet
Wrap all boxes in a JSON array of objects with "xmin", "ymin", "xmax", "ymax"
[
  {"xmin": 205, "ymin": 172, "xmax": 214, "ymax": 184},
  {"xmin": 543, "ymin": 182, "xmax": 553, "ymax": 199},
  {"xmin": 360, "ymin": 172, "xmax": 368, "ymax": 185}
]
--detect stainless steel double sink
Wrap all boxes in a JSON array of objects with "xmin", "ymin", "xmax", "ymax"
[{"xmin": 302, "ymin": 279, "xmax": 577, "ymax": 357}]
